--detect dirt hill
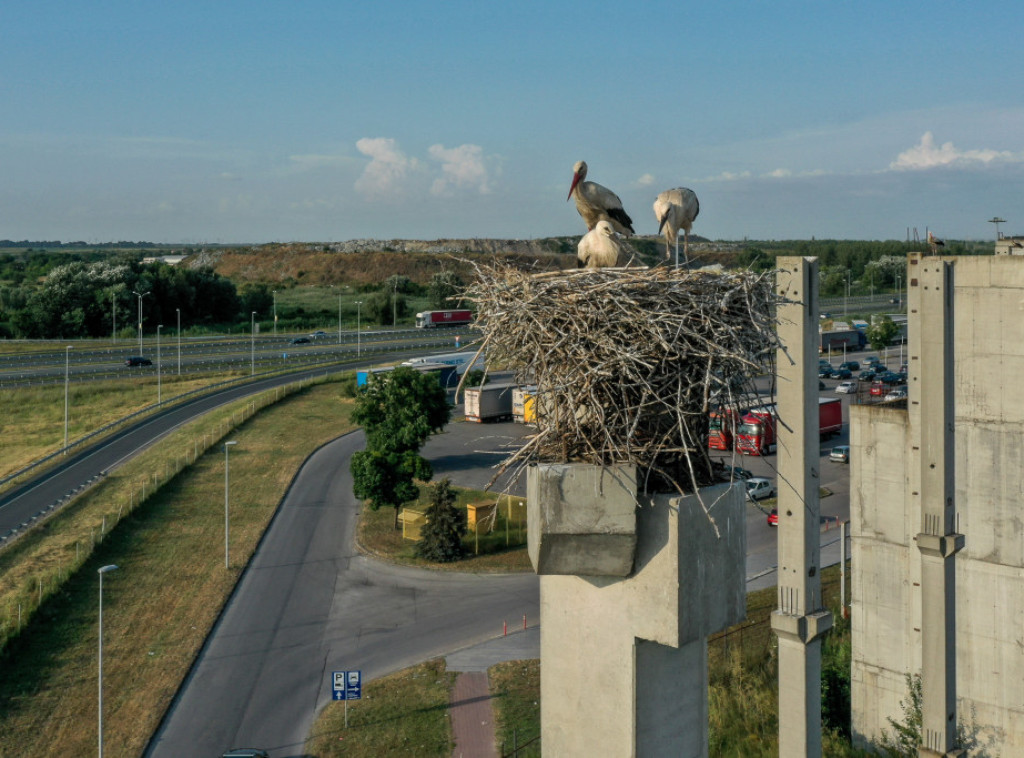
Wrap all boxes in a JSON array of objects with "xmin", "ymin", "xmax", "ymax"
[{"xmin": 184, "ymin": 237, "xmax": 737, "ymax": 286}]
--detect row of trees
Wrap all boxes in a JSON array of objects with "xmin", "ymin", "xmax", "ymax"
[{"xmin": 1, "ymin": 258, "xmax": 267, "ymax": 339}]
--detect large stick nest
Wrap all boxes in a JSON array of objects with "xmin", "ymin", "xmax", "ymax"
[{"xmin": 463, "ymin": 263, "xmax": 784, "ymax": 495}]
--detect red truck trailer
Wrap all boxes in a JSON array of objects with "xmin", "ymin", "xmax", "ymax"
[
  {"xmin": 415, "ymin": 310, "xmax": 472, "ymax": 328},
  {"xmin": 708, "ymin": 408, "xmax": 744, "ymax": 451},
  {"xmin": 735, "ymin": 397, "xmax": 843, "ymax": 456}
]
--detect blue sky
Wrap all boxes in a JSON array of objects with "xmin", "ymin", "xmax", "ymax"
[{"xmin": 2, "ymin": 1, "xmax": 1022, "ymax": 243}]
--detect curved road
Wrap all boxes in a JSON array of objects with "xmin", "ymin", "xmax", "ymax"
[{"xmin": 145, "ymin": 426, "xmax": 540, "ymax": 757}]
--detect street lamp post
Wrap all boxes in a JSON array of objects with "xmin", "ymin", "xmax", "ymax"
[
  {"xmin": 157, "ymin": 325, "xmax": 163, "ymax": 404},
  {"xmin": 224, "ymin": 441, "xmax": 237, "ymax": 569},
  {"xmin": 250, "ymin": 312, "xmax": 257, "ymax": 376},
  {"xmin": 111, "ymin": 291, "xmax": 117, "ymax": 344},
  {"xmin": 132, "ymin": 290, "xmax": 150, "ymax": 355},
  {"xmin": 272, "ymin": 290, "xmax": 277, "ymax": 337},
  {"xmin": 355, "ymin": 301, "xmax": 362, "ymax": 357},
  {"xmin": 97, "ymin": 564, "xmax": 119, "ymax": 758},
  {"xmin": 64, "ymin": 345, "xmax": 72, "ymax": 454},
  {"xmin": 176, "ymin": 308, "xmax": 181, "ymax": 376},
  {"xmin": 338, "ymin": 293, "xmax": 343, "ymax": 345},
  {"xmin": 844, "ymin": 272, "xmax": 850, "ymax": 319},
  {"xmin": 896, "ymin": 273, "xmax": 902, "ymax": 309}
]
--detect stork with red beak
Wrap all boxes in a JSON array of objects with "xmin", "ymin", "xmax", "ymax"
[{"xmin": 567, "ymin": 161, "xmax": 635, "ymax": 237}]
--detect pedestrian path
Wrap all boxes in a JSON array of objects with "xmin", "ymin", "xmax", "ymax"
[{"xmin": 446, "ymin": 626, "xmax": 540, "ymax": 758}]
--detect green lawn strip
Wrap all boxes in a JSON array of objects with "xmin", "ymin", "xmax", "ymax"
[
  {"xmin": 357, "ymin": 485, "xmax": 532, "ymax": 573},
  {"xmin": 0, "ymin": 378, "xmax": 356, "ymax": 756},
  {"xmin": 305, "ymin": 659, "xmax": 455, "ymax": 758},
  {"xmin": 490, "ymin": 659, "xmax": 541, "ymax": 757},
  {"xmin": 0, "ymin": 370, "xmax": 244, "ymax": 482}
]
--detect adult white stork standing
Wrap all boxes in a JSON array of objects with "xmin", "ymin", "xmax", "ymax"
[
  {"xmin": 567, "ymin": 160, "xmax": 635, "ymax": 237},
  {"xmin": 653, "ymin": 187, "xmax": 700, "ymax": 266},
  {"xmin": 577, "ymin": 220, "xmax": 638, "ymax": 269},
  {"xmin": 927, "ymin": 230, "xmax": 945, "ymax": 254}
]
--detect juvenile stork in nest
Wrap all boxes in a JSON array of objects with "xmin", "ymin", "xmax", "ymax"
[
  {"xmin": 577, "ymin": 220, "xmax": 637, "ymax": 269},
  {"xmin": 653, "ymin": 187, "xmax": 700, "ymax": 265},
  {"xmin": 567, "ymin": 160, "xmax": 635, "ymax": 237}
]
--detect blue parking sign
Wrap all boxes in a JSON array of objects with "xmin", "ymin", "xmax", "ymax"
[{"xmin": 332, "ymin": 670, "xmax": 362, "ymax": 701}]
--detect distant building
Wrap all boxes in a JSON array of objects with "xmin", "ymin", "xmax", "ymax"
[
  {"xmin": 850, "ymin": 254, "xmax": 1024, "ymax": 754},
  {"xmin": 994, "ymin": 236, "xmax": 1024, "ymax": 255},
  {"xmin": 141, "ymin": 255, "xmax": 187, "ymax": 266}
]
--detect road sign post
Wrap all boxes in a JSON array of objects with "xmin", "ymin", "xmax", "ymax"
[{"xmin": 332, "ymin": 670, "xmax": 362, "ymax": 728}]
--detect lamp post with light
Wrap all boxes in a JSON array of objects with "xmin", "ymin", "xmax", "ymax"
[
  {"xmin": 132, "ymin": 290, "xmax": 150, "ymax": 355},
  {"xmin": 250, "ymin": 312, "xmax": 257, "ymax": 376},
  {"xmin": 176, "ymin": 308, "xmax": 181, "ymax": 375},
  {"xmin": 224, "ymin": 441, "xmax": 237, "ymax": 569},
  {"xmin": 97, "ymin": 564, "xmax": 119, "ymax": 758},
  {"xmin": 64, "ymin": 345, "xmax": 72, "ymax": 454},
  {"xmin": 355, "ymin": 301, "xmax": 362, "ymax": 357},
  {"xmin": 156, "ymin": 325, "xmax": 163, "ymax": 404}
]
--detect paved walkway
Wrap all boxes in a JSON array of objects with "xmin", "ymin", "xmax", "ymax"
[{"xmin": 446, "ymin": 626, "xmax": 540, "ymax": 758}]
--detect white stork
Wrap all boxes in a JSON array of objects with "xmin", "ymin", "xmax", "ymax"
[
  {"xmin": 928, "ymin": 230, "xmax": 945, "ymax": 254},
  {"xmin": 653, "ymin": 187, "xmax": 700, "ymax": 265},
  {"xmin": 577, "ymin": 220, "xmax": 638, "ymax": 269},
  {"xmin": 567, "ymin": 161, "xmax": 635, "ymax": 237}
]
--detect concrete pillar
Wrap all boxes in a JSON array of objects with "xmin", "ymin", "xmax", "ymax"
[
  {"xmin": 771, "ymin": 256, "xmax": 833, "ymax": 757},
  {"xmin": 528, "ymin": 463, "xmax": 746, "ymax": 757},
  {"xmin": 909, "ymin": 255, "xmax": 965, "ymax": 757}
]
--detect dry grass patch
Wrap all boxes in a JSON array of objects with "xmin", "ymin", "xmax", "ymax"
[
  {"xmin": 305, "ymin": 659, "xmax": 455, "ymax": 757},
  {"xmin": 0, "ymin": 380, "xmax": 356, "ymax": 757},
  {"xmin": 0, "ymin": 371, "xmax": 242, "ymax": 481}
]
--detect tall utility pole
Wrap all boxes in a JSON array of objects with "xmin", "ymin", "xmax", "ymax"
[
  {"xmin": 355, "ymin": 301, "xmax": 362, "ymax": 357},
  {"xmin": 176, "ymin": 308, "xmax": 181, "ymax": 375},
  {"xmin": 272, "ymin": 290, "xmax": 277, "ymax": 336},
  {"xmin": 772, "ymin": 257, "xmax": 832, "ymax": 758},
  {"xmin": 989, "ymin": 216, "xmax": 1006, "ymax": 242}
]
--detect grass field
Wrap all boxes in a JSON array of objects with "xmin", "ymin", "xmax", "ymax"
[
  {"xmin": 0, "ymin": 370, "xmax": 243, "ymax": 482},
  {"xmin": 358, "ymin": 486, "xmax": 532, "ymax": 573},
  {"xmin": 0, "ymin": 378, "xmax": 357, "ymax": 756}
]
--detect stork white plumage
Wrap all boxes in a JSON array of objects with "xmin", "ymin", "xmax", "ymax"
[
  {"xmin": 928, "ymin": 230, "xmax": 945, "ymax": 254},
  {"xmin": 577, "ymin": 220, "xmax": 637, "ymax": 269},
  {"xmin": 567, "ymin": 161, "xmax": 635, "ymax": 237},
  {"xmin": 653, "ymin": 188, "xmax": 700, "ymax": 266}
]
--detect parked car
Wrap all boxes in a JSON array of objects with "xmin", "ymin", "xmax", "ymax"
[
  {"xmin": 767, "ymin": 508, "xmax": 779, "ymax": 526},
  {"xmin": 864, "ymin": 356, "xmax": 883, "ymax": 367},
  {"xmin": 830, "ymin": 368, "xmax": 853, "ymax": 380},
  {"xmin": 870, "ymin": 381, "xmax": 886, "ymax": 397},
  {"xmin": 858, "ymin": 368, "xmax": 877, "ymax": 381},
  {"xmin": 718, "ymin": 465, "xmax": 753, "ymax": 481},
  {"xmin": 835, "ymin": 380, "xmax": 858, "ymax": 394},
  {"xmin": 879, "ymin": 371, "xmax": 904, "ymax": 385},
  {"xmin": 125, "ymin": 356, "xmax": 152, "ymax": 367},
  {"xmin": 830, "ymin": 445, "xmax": 850, "ymax": 463},
  {"xmin": 745, "ymin": 477, "xmax": 775, "ymax": 501},
  {"xmin": 884, "ymin": 387, "xmax": 908, "ymax": 401},
  {"xmin": 289, "ymin": 336, "xmax": 311, "ymax": 345},
  {"xmin": 839, "ymin": 361, "xmax": 860, "ymax": 371},
  {"xmin": 818, "ymin": 365, "xmax": 835, "ymax": 378}
]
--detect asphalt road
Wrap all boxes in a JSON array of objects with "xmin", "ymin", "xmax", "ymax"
[{"xmin": 145, "ymin": 427, "xmax": 540, "ymax": 758}]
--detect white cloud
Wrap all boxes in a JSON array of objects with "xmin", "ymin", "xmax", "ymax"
[
  {"xmin": 427, "ymin": 143, "xmax": 493, "ymax": 196},
  {"xmin": 765, "ymin": 168, "xmax": 792, "ymax": 178},
  {"xmin": 889, "ymin": 131, "xmax": 1021, "ymax": 171},
  {"xmin": 354, "ymin": 137, "xmax": 422, "ymax": 198},
  {"xmin": 634, "ymin": 173, "xmax": 655, "ymax": 187}
]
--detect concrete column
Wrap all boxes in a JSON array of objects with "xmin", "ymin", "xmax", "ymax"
[
  {"xmin": 528, "ymin": 464, "xmax": 746, "ymax": 757},
  {"xmin": 910, "ymin": 255, "xmax": 965, "ymax": 757},
  {"xmin": 771, "ymin": 256, "xmax": 833, "ymax": 758}
]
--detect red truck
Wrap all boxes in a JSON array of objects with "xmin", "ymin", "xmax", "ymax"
[
  {"xmin": 708, "ymin": 408, "xmax": 743, "ymax": 451},
  {"xmin": 415, "ymin": 309, "xmax": 472, "ymax": 328},
  {"xmin": 735, "ymin": 397, "xmax": 843, "ymax": 456}
]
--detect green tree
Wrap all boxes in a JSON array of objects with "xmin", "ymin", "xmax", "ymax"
[
  {"xmin": 428, "ymin": 271, "xmax": 465, "ymax": 310},
  {"xmin": 462, "ymin": 368, "xmax": 488, "ymax": 388},
  {"xmin": 365, "ymin": 290, "xmax": 408, "ymax": 325},
  {"xmin": 350, "ymin": 366, "xmax": 452, "ymax": 527},
  {"xmin": 866, "ymin": 316, "xmax": 899, "ymax": 354},
  {"xmin": 415, "ymin": 477, "xmax": 467, "ymax": 562}
]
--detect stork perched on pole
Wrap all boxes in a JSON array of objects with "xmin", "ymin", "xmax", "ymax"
[
  {"xmin": 653, "ymin": 188, "xmax": 699, "ymax": 266},
  {"xmin": 577, "ymin": 220, "xmax": 638, "ymax": 269},
  {"xmin": 567, "ymin": 161, "xmax": 635, "ymax": 237}
]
